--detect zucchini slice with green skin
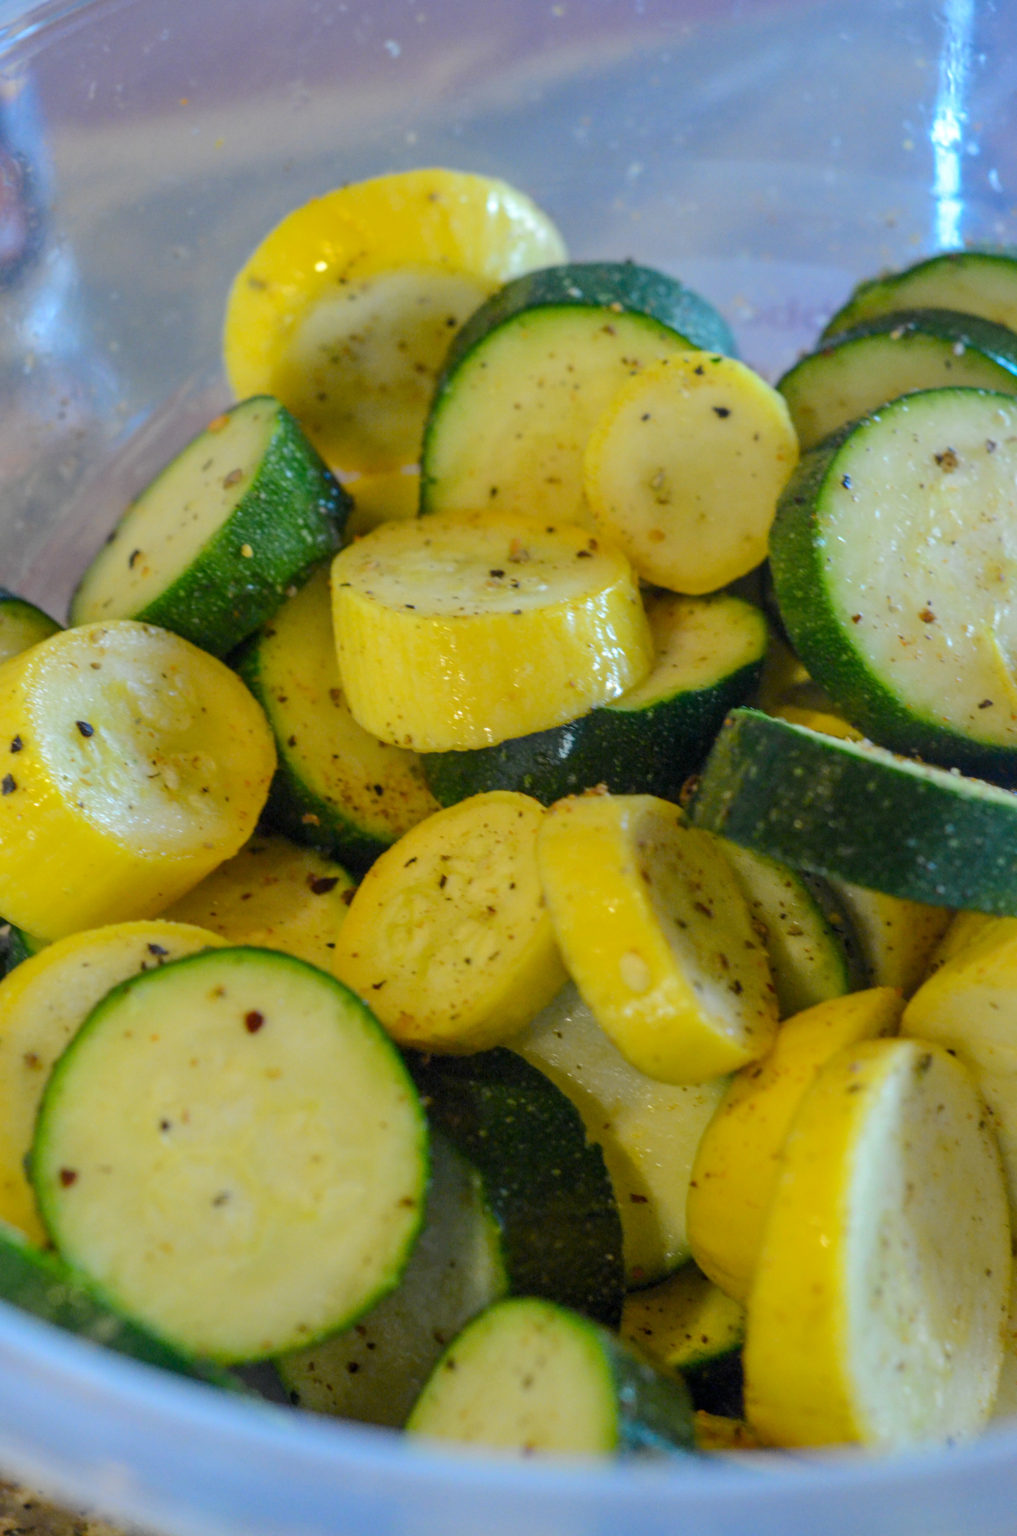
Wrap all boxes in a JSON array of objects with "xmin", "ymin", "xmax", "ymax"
[
  {"xmin": 407, "ymin": 1295, "xmax": 697, "ymax": 1457},
  {"xmin": 31, "ymin": 946, "xmax": 428, "ymax": 1364},
  {"xmin": 690, "ymin": 708, "xmax": 1017, "ymax": 913},
  {"xmin": 0, "ymin": 588, "xmax": 59, "ymax": 664},
  {"xmin": 233, "ymin": 563, "xmax": 438, "ymax": 870},
  {"xmin": 779, "ymin": 308, "xmax": 1017, "ymax": 450},
  {"xmin": 621, "ymin": 1264, "xmax": 745, "ymax": 1419},
  {"xmin": 69, "ymin": 397, "xmax": 351, "ymax": 658},
  {"xmin": 822, "ymin": 248, "xmax": 1017, "ymax": 339},
  {"xmin": 277, "ymin": 1127, "xmax": 508, "ymax": 1428},
  {"xmin": 512, "ymin": 983, "xmax": 728, "ymax": 1289},
  {"xmin": 420, "ymin": 261, "xmax": 730, "ymax": 527},
  {"xmin": 0, "ymin": 922, "xmax": 46, "ymax": 976},
  {"xmin": 407, "ymin": 1047, "xmax": 625, "ymax": 1328},
  {"xmin": 768, "ymin": 387, "xmax": 1017, "ymax": 780},
  {"xmin": 421, "ymin": 591, "xmax": 766, "ymax": 808}
]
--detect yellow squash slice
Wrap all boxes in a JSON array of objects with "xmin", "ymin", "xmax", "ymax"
[
  {"xmin": 744, "ymin": 1037, "xmax": 1010, "ymax": 1449},
  {"xmin": 0, "ymin": 919, "xmax": 226, "ymax": 1243},
  {"xmin": 686, "ymin": 987, "xmax": 904, "ymax": 1302},
  {"xmin": 331, "ymin": 510, "xmax": 653, "ymax": 750},
  {"xmin": 223, "ymin": 168, "xmax": 567, "ymax": 474},
  {"xmin": 582, "ymin": 352, "xmax": 799, "ymax": 594},
  {"xmin": 536, "ymin": 794, "xmax": 777, "ymax": 1084},
  {"xmin": 332, "ymin": 791, "xmax": 566, "ymax": 1053},
  {"xmin": 0, "ymin": 621, "xmax": 275, "ymax": 938}
]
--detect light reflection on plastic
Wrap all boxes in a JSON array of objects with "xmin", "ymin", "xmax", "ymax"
[{"xmin": 931, "ymin": 0, "xmax": 974, "ymax": 250}]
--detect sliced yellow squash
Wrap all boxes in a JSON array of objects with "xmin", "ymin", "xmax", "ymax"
[
  {"xmin": 223, "ymin": 168, "xmax": 567, "ymax": 474},
  {"xmin": 0, "ymin": 621, "xmax": 275, "ymax": 938},
  {"xmin": 536, "ymin": 794, "xmax": 777, "ymax": 1084},
  {"xmin": 686, "ymin": 987, "xmax": 904, "ymax": 1302},
  {"xmin": 331, "ymin": 510, "xmax": 653, "ymax": 750},
  {"xmin": 0, "ymin": 919, "xmax": 226, "ymax": 1243},
  {"xmin": 582, "ymin": 352, "xmax": 799, "ymax": 594},
  {"xmin": 332, "ymin": 791, "xmax": 566, "ymax": 1053},
  {"xmin": 744, "ymin": 1037, "xmax": 1009, "ymax": 1449}
]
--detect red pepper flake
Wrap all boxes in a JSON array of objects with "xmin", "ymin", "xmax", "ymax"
[
  {"xmin": 244, "ymin": 1010, "xmax": 265, "ymax": 1033},
  {"xmin": 1, "ymin": 774, "xmax": 16, "ymax": 795},
  {"xmin": 59, "ymin": 1168, "xmax": 78, "ymax": 1187},
  {"xmin": 919, "ymin": 607, "xmax": 936, "ymax": 623},
  {"xmin": 75, "ymin": 720, "xmax": 95, "ymax": 737},
  {"xmin": 222, "ymin": 467, "xmax": 244, "ymax": 489}
]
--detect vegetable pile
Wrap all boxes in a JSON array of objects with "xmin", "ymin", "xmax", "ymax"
[{"xmin": 2, "ymin": 168, "xmax": 1017, "ymax": 1459}]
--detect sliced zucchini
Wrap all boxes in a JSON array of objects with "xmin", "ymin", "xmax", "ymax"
[
  {"xmin": 406, "ymin": 1296, "xmax": 696, "ymax": 1457},
  {"xmin": 779, "ymin": 308, "xmax": 1017, "ymax": 450},
  {"xmin": 0, "ymin": 919, "xmax": 227, "ymax": 1244},
  {"xmin": 823, "ymin": 878, "xmax": 953, "ymax": 995},
  {"xmin": 420, "ymin": 261, "xmax": 728, "ymax": 529},
  {"xmin": 234, "ymin": 563, "xmax": 438, "ymax": 869},
  {"xmin": 744, "ymin": 1038, "xmax": 1010, "ymax": 1448},
  {"xmin": 0, "ymin": 587, "xmax": 59, "ymax": 664},
  {"xmin": 69, "ymin": 397, "xmax": 351, "ymax": 658},
  {"xmin": 689, "ymin": 708, "xmax": 1017, "ymax": 913},
  {"xmin": 621, "ymin": 1264, "xmax": 745, "ymax": 1418},
  {"xmin": 537, "ymin": 794, "xmax": 777, "ymax": 1084},
  {"xmin": 822, "ymin": 248, "xmax": 1017, "ymax": 339},
  {"xmin": 421, "ymin": 591, "xmax": 766, "ymax": 807},
  {"xmin": 331, "ymin": 509, "xmax": 652, "ymax": 751},
  {"xmin": 333, "ymin": 791, "xmax": 566, "ymax": 1054},
  {"xmin": 160, "ymin": 834, "xmax": 355, "ymax": 974},
  {"xmin": 277, "ymin": 1126, "xmax": 507, "ymax": 1428},
  {"xmin": 0, "ymin": 620, "xmax": 276, "ymax": 939},
  {"xmin": 768, "ymin": 387, "xmax": 1017, "ymax": 778},
  {"xmin": 0, "ymin": 923, "xmax": 46, "ymax": 976},
  {"xmin": 31, "ymin": 946, "xmax": 428, "ymax": 1363},
  {"xmin": 582, "ymin": 352, "xmax": 798, "ymax": 593},
  {"xmin": 408, "ymin": 1047, "xmax": 624, "ymax": 1328},
  {"xmin": 512, "ymin": 983, "xmax": 728, "ymax": 1288},
  {"xmin": 223, "ymin": 168, "xmax": 568, "ymax": 474}
]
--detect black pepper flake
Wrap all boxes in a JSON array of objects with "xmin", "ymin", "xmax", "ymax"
[
  {"xmin": 244, "ymin": 1010, "xmax": 265, "ymax": 1033},
  {"xmin": 75, "ymin": 720, "xmax": 95, "ymax": 738},
  {"xmin": 128, "ymin": 549, "xmax": 142, "ymax": 568},
  {"xmin": 489, "ymin": 568, "xmax": 505, "ymax": 579},
  {"xmin": 841, "ymin": 473, "xmax": 852, "ymax": 490},
  {"xmin": 712, "ymin": 405, "xmax": 731, "ymax": 418},
  {"xmin": 978, "ymin": 698, "xmax": 995, "ymax": 709},
  {"xmin": 9, "ymin": 736, "xmax": 21, "ymax": 753},
  {"xmin": 1, "ymin": 774, "xmax": 16, "ymax": 795},
  {"xmin": 308, "ymin": 875, "xmax": 339, "ymax": 895},
  {"xmin": 148, "ymin": 942, "xmax": 169, "ymax": 957}
]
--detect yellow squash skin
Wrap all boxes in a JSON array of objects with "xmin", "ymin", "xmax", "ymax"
[
  {"xmin": 0, "ymin": 621, "xmax": 276, "ymax": 938},
  {"xmin": 223, "ymin": 168, "xmax": 567, "ymax": 474},
  {"xmin": 536, "ymin": 794, "xmax": 778, "ymax": 1084},
  {"xmin": 331, "ymin": 510, "xmax": 653, "ymax": 751},
  {"xmin": 0, "ymin": 920, "xmax": 227, "ymax": 1243},
  {"xmin": 686, "ymin": 987, "xmax": 904, "ymax": 1302},
  {"xmin": 333, "ymin": 791, "xmax": 567, "ymax": 1053},
  {"xmin": 744, "ymin": 1037, "xmax": 1010, "ymax": 1449}
]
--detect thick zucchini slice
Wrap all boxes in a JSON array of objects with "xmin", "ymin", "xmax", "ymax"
[
  {"xmin": 621, "ymin": 1264, "xmax": 745, "ymax": 1418},
  {"xmin": 779, "ymin": 309, "xmax": 1017, "ymax": 450},
  {"xmin": 277, "ymin": 1127, "xmax": 507, "ymax": 1428},
  {"xmin": 234, "ymin": 563, "xmax": 438, "ymax": 869},
  {"xmin": 583, "ymin": 352, "xmax": 797, "ymax": 593},
  {"xmin": 70, "ymin": 397, "xmax": 351, "ymax": 658},
  {"xmin": 408, "ymin": 1047, "xmax": 624, "ymax": 1328},
  {"xmin": 420, "ymin": 261, "xmax": 727, "ymax": 528},
  {"xmin": 422, "ymin": 591, "xmax": 766, "ymax": 807},
  {"xmin": 512, "ymin": 983, "xmax": 728, "ymax": 1288},
  {"xmin": 0, "ymin": 621, "xmax": 276, "ymax": 939},
  {"xmin": 744, "ymin": 1038, "xmax": 1010, "ymax": 1449},
  {"xmin": 823, "ymin": 248, "xmax": 1017, "ymax": 339},
  {"xmin": 331, "ymin": 509, "xmax": 652, "ymax": 751},
  {"xmin": 223, "ymin": 168, "xmax": 568, "ymax": 474},
  {"xmin": 406, "ymin": 1296, "xmax": 696, "ymax": 1457},
  {"xmin": 0, "ymin": 587, "xmax": 59, "ymax": 663},
  {"xmin": 333, "ymin": 791, "xmax": 566, "ymax": 1054},
  {"xmin": 31, "ymin": 947, "xmax": 428, "ymax": 1363},
  {"xmin": 690, "ymin": 708, "xmax": 1017, "ymax": 913},
  {"xmin": 768, "ymin": 388, "xmax": 1017, "ymax": 779},
  {"xmin": 0, "ymin": 920, "xmax": 227, "ymax": 1244}
]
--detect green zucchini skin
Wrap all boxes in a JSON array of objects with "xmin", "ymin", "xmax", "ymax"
[
  {"xmin": 779, "ymin": 308, "xmax": 1017, "ymax": 449},
  {"xmin": 0, "ymin": 1217, "xmax": 243, "ymax": 1392},
  {"xmin": 690, "ymin": 708, "xmax": 1017, "ymax": 913},
  {"xmin": 621, "ymin": 1263, "xmax": 745, "ymax": 1419},
  {"xmin": 768, "ymin": 389, "xmax": 1017, "ymax": 782},
  {"xmin": 0, "ymin": 923, "xmax": 47, "ymax": 976},
  {"xmin": 70, "ymin": 397, "xmax": 352, "ymax": 658},
  {"xmin": 407, "ymin": 1048, "xmax": 625, "ymax": 1329},
  {"xmin": 0, "ymin": 589, "xmax": 60, "ymax": 665},
  {"xmin": 422, "ymin": 593, "xmax": 766, "ymax": 807},
  {"xmin": 822, "ymin": 248, "xmax": 1017, "ymax": 339}
]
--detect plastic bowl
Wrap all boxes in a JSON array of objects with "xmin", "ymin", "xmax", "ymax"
[{"xmin": 0, "ymin": 0, "xmax": 1016, "ymax": 1531}]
